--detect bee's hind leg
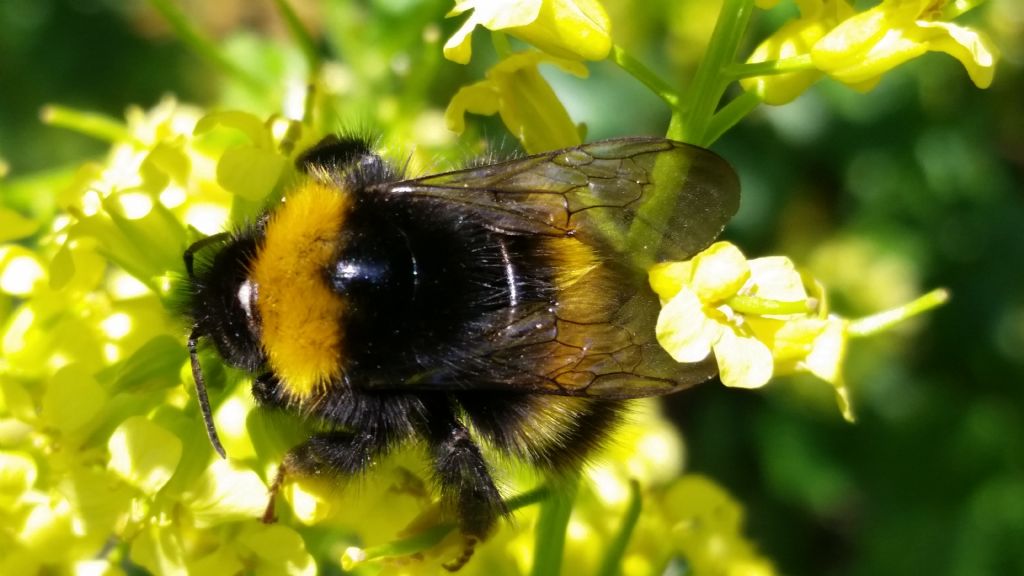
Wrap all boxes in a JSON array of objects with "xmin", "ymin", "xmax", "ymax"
[{"xmin": 422, "ymin": 397, "xmax": 507, "ymax": 571}]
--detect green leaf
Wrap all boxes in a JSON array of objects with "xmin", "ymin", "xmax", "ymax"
[{"xmin": 531, "ymin": 474, "xmax": 579, "ymax": 576}]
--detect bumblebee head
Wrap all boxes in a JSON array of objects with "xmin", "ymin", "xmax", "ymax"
[
  {"xmin": 184, "ymin": 233, "xmax": 265, "ymax": 371},
  {"xmin": 182, "ymin": 231, "xmax": 265, "ymax": 458}
]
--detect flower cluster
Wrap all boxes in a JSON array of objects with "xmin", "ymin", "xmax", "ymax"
[
  {"xmin": 443, "ymin": 0, "xmax": 612, "ymax": 153},
  {"xmin": 743, "ymin": 0, "xmax": 998, "ymax": 104},
  {"xmin": 650, "ymin": 241, "xmax": 949, "ymax": 421},
  {"xmin": 0, "ymin": 99, "xmax": 325, "ymax": 574},
  {"xmin": 0, "ymin": 99, "xmax": 773, "ymax": 574}
]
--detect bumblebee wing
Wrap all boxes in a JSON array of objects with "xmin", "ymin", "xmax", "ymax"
[
  {"xmin": 382, "ymin": 137, "xmax": 740, "ymax": 262},
  {"xmin": 445, "ymin": 283, "xmax": 721, "ymax": 399},
  {"xmin": 369, "ymin": 137, "xmax": 737, "ymax": 398}
]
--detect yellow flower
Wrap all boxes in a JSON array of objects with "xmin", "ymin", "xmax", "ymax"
[
  {"xmin": 743, "ymin": 0, "xmax": 997, "ymax": 104},
  {"xmin": 443, "ymin": 0, "xmax": 612, "ymax": 64},
  {"xmin": 742, "ymin": 0, "xmax": 855, "ymax": 104},
  {"xmin": 650, "ymin": 242, "xmax": 780, "ymax": 390},
  {"xmin": 651, "ymin": 239, "xmax": 852, "ymax": 411},
  {"xmin": 811, "ymin": 0, "xmax": 998, "ymax": 89},
  {"xmin": 652, "ymin": 242, "xmax": 949, "ymax": 421},
  {"xmin": 747, "ymin": 314, "xmax": 855, "ymax": 421},
  {"xmin": 445, "ymin": 51, "xmax": 585, "ymax": 153},
  {"xmin": 658, "ymin": 476, "xmax": 777, "ymax": 576},
  {"xmin": 651, "ymin": 242, "xmax": 848, "ymax": 409}
]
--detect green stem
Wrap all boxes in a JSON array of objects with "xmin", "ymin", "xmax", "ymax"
[
  {"xmin": 342, "ymin": 484, "xmax": 552, "ymax": 569},
  {"xmin": 270, "ymin": 0, "xmax": 321, "ymax": 75},
  {"xmin": 847, "ymin": 288, "xmax": 951, "ymax": 337},
  {"xmin": 610, "ymin": 45, "xmax": 681, "ymax": 108},
  {"xmin": 530, "ymin": 475, "xmax": 579, "ymax": 576},
  {"xmin": 724, "ymin": 54, "xmax": 815, "ymax": 79},
  {"xmin": 507, "ymin": 484, "xmax": 552, "ymax": 510},
  {"xmin": 363, "ymin": 524, "xmax": 452, "ymax": 561},
  {"xmin": 596, "ymin": 479, "xmax": 643, "ymax": 576},
  {"xmin": 673, "ymin": 0, "xmax": 755, "ymax": 145},
  {"xmin": 146, "ymin": 0, "xmax": 264, "ymax": 91},
  {"xmin": 39, "ymin": 106, "xmax": 131, "ymax": 143},
  {"xmin": 704, "ymin": 90, "xmax": 762, "ymax": 145}
]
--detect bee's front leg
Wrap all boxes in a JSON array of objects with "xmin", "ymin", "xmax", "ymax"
[{"xmin": 262, "ymin": 430, "xmax": 384, "ymax": 523}]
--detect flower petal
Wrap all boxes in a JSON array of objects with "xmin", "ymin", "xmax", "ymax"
[
  {"xmin": 444, "ymin": 81, "xmax": 501, "ymax": 134},
  {"xmin": 442, "ymin": 17, "xmax": 481, "ymax": 65},
  {"xmin": 916, "ymin": 21, "xmax": 998, "ymax": 88},
  {"xmin": 802, "ymin": 315, "xmax": 848, "ymax": 384},
  {"xmin": 745, "ymin": 255, "xmax": 809, "ymax": 308},
  {"xmin": 741, "ymin": 19, "xmax": 828, "ymax": 105},
  {"xmin": 107, "ymin": 416, "xmax": 182, "ymax": 496},
  {"xmin": 691, "ymin": 241, "xmax": 750, "ymax": 303},
  {"xmin": 656, "ymin": 288, "xmax": 719, "ymax": 363},
  {"xmin": 507, "ymin": 0, "xmax": 612, "ymax": 61},
  {"xmin": 443, "ymin": 0, "xmax": 542, "ymax": 64},
  {"xmin": 714, "ymin": 328, "xmax": 774, "ymax": 389},
  {"xmin": 648, "ymin": 261, "xmax": 694, "ymax": 302}
]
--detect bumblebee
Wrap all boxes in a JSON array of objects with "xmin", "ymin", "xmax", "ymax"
[{"xmin": 181, "ymin": 135, "xmax": 739, "ymax": 564}]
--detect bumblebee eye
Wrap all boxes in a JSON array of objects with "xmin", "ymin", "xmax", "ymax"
[{"xmin": 237, "ymin": 279, "xmax": 260, "ymax": 336}]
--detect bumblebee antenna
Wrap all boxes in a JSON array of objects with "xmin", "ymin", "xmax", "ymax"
[
  {"xmin": 188, "ymin": 326, "xmax": 227, "ymax": 459},
  {"xmin": 184, "ymin": 232, "xmax": 231, "ymax": 279}
]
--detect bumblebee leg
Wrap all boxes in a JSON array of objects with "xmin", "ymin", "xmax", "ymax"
[
  {"xmin": 423, "ymin": 400, "xmax": 507, "ymax": 543},
  {"xmin": 263, "ymin": 430, "xmax": 381, "ymax": 523},
  {"xmin": 251, "ymin": 372, "xmax": 285, "ymax": 408}
]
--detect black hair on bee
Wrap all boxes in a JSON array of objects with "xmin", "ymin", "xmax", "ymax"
[{"xmin": 180, "ymin": 134, "xmax": 739, "ymax": 569}]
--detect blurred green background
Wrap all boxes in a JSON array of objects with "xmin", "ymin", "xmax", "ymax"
[{"xmin": 1, "ymin": 0, "xmax": 1022, "ymax": 574}]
